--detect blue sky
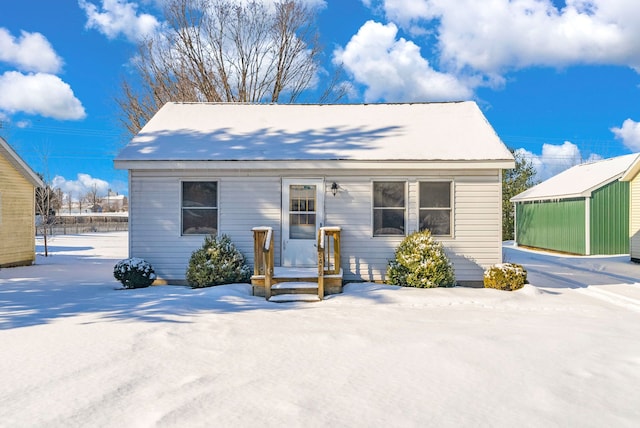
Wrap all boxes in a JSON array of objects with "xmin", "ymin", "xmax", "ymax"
[{"xmin": 2, "ymin": 0, "xmax": 640, "ymax": 199}]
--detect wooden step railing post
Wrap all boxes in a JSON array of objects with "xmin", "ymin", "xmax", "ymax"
[
  {"xmin": 318, "ymin": 227, "xmax": 341, "ymax": 299},
  {"xmin": 317, "ymin": 229, "xmax": 325, "ymax": 300},
  {"xmin": 252, "ymin": 227, "xmax": 274, "ymax": 300}
]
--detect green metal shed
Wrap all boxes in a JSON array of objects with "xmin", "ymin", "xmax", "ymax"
[{"xmin": 511, "ymin": 154, "xmax": 638, "ymax": 255}]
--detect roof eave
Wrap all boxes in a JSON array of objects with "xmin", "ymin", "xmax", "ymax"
[
  {"xmin": 114, "ymin": 159, "xmax": 515, "ymax": 171},
  {"xmin": 511, "ymin": 192, "xmax": 589, "ymax": 203},
  {"xmin": 0, "ymin": 137, "xmax": 45, "ymax": 187},
  {"xmin": 621, "ymin": 155, "xmax": 640, "ymax": 181}
]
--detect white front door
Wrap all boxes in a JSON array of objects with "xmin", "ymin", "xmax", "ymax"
[{"xmin": 282, "ymin": 179, "xmax": 324, "ymax": 267}]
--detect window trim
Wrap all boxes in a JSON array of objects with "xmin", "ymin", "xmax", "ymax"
[
  {"xmin": 180, "ymin": 180, "xmax": 219, "ymax": 236},
  {"xmin": 418, "ymin": 180, "xmax": 454, "ymax": 238},
  {"xmin": 372, "ymin": 180, "xmax": 407, "ymax": 237}
]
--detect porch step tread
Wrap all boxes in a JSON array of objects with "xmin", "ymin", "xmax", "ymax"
[
  {"xmin": 251, "ymin": 268, "xmax": 344, "ymax": 280},
  {"xmin": 272, "ymin": 281, "xmax": 318, "ymax": 289},
  {"xmin": 274, "ymin": 267, "xmax": 318, "ymax": 277},
  {"xmin": 268, "ymin": 294, "xmax": 321, "ymax": 303}
]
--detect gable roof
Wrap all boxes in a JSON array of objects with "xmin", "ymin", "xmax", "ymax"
[
  {"xmin": 620, "ymin": 154, "xmax": 640, "ymax": 182},
  {"xmin": 115, "ymin": 101, "xmax": 514, "ymax": 169},
  {"xmin": 0, "ymin": 137, "xmax": 44, "ymax": 188},
  {"xmin": 511, "ymin": 153, "xmax": 639, "ymax": 203}
]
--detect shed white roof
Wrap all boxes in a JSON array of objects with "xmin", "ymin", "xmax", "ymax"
[
  {"xmin": 511, "ymin": 153, "xmax": 640, "ymax": 202},
  {"xmin": 115, "ymin": 101, "xmax": 514, "ymax": 168},
  {"xmin": 0, "ymin": 137, "xmax": 44, "ymax": 187}
]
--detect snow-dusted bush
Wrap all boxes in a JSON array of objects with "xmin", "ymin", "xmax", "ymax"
[
  {"xmin": 386, "ymin": 230, "xmax": 455, "ymax": 288},
  {"xmin": 186, "ymin": 234, "xmax": 251, "ymax": 288},
  {"xmin": 113, "ymin": 257, "xmax": 156, "ymax": 289},
  {"xmin": 484, "ymin": 263, "xmax": 527, "ymax": 291}
]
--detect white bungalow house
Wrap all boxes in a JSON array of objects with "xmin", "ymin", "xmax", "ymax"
[{"xmin": 114, "ymin": 102, "xmax": 514, "ymax": 296}]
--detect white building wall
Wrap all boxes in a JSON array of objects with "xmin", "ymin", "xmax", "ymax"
[
  {"xmin": 129, "ymin": 168, "xmax": 503, "ymax": 285},
  {"xmin": 324, "ymin": 170, "xmax": 501, "ymax": 284}
]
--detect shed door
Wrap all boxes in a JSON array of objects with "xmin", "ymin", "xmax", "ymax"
[{"xmin": 282, "ymin": 179, "xmax": 324, "ymax": 267}]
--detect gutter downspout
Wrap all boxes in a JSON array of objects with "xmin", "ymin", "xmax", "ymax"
[{"xmin": 513, "ymin": 201, "xmax": 518, "ymax": 246}]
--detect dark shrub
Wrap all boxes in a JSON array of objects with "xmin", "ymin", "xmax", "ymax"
[
  {"xmin": 114, "ymin": 258, "xmax": 156, "ymax": 289},
  {"xmin": 186, "ymin": 234, "xmax": 251, "ymax": 288}
]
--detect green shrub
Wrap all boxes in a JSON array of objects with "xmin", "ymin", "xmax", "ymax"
[
  {"xmin": 386, "ymin": 230, "xmax": 455, "ymax": 288},
  {"xmin": 483, "ymin": 263, "xmax": 527, "ymax": 291},
  {"xmin": 114, "ymin": 257, "xmax": 156, "ymax": 289},
  {"xmin": 186, "ymin": 234, "xmax": 251, "ymax": 288}
]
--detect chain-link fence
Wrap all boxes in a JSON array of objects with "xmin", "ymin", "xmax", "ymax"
[{"xmin": 37, "ymin": 215, "xmax": 128, "ymax": 235}]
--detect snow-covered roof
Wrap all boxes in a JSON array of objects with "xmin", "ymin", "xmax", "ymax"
[
  {"xmin": 511, "ymin": 153, "xmax": 640, "ymax": 203},
  {"xmin": 620, "ymin": 155, "xmax": 640, "ymax": 182},
  {"xmin": 0, "ymin": 136, "xmax": 44, "ymax": 188},
  {"xmin": 115, "ymin": 101, "xmax": 514, "ymax": 169}
]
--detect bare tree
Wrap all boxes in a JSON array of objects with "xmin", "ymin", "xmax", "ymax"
[
  {"xmin": 33, "ymin": 147, "xmax": 60, "ymax": 257},
  {"xmin": 35, "ymin": 177, "xmax": 60, "ymax": 257},
  {"xmin": 117, "ymin": 0, "xmax": 346, "ymax": 136},
  {"xmin": 66, "ymin": 191, "xmax": 73, "ymax": 214},
  {"xmin": 84, "ymin": 185, "xmax": 103, "ymax": 213}
]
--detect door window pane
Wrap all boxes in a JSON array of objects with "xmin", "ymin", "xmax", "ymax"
[{"xmin": 289, "ymin": 185, "xmax": 316, "ymax": 239}]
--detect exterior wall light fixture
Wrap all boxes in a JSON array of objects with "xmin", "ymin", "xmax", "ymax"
[{"xmin": 331, "ymin": 182, "xmax": 339, "ymax": 196}]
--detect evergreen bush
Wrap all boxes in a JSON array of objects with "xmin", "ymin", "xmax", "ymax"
[
  {"xmin": 386, "ymin": 230, "xmax": 455, "ymax": 288},
  {"xmin": 483, "ymin": 263, "xmax": 527, "ymax": 291},
  {"xmin": 186, "ymin": 234, "xmax": 251, "ymax": 288},
  {"xmin": 113, "ymin": 257, "xmax": 156, "ymax": 289}
]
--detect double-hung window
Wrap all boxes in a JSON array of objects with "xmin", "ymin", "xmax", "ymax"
[
  {"xmin": 419, "ymin": 181, "xmax": 452, "ymax": 236},
  {"xmin": 373, "ymin": 181, "xmax": 406, "ymax": 236},
  {"xmin": 182, "ymin": 181, "xmax": 218, "ymax": 235}
]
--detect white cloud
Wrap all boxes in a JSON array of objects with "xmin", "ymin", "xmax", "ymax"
[
  {"xmin": 333, "ymin": 20, "xmax": 472, "ymax": 102},
  {"xmin": 370, "ymin": 0, "xmax": 640, "ymax": 74},
  {"xmin": 0, "ymin": 28, "xmax": 63, "ymax": 73},
  {"xmin": 79, "ymin": 0, "xmax": 160, "ymax": 42},
  {"xmin": 53, "ymin": 173, "xmax": 110, "ymax": 199},
  {"xmin": 0, "ymin": 72, "xmax": 86, "ymax": 120},
  {"xmin": 611, "ymin": 119, "xmax": 640, "ymax": 151},
  {"xmin": 516, "ymin": 141, "xmax": 602, "ymax": 181}
]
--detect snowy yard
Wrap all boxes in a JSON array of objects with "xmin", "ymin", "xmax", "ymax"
[{"xmin": 1, "ymin": 232, "xmax": 640, "ymax": 427}]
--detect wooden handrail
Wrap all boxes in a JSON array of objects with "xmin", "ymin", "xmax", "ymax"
[
  {"xmin": 319, "ymin": 227, "xmax": 341, "ymax": 275},
  {"xmin": 318, "ymin": 227, "xmax": 341, "ymax": 300},
  {"xmin": 252, "ymin": 227, "xmax": 274, "ymax": 300}
]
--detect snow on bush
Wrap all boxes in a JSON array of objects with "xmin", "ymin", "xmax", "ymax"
[
  {"xmin": 113, "ymin": 257, "xmax": 156, "ymax": 289},
  {"xmin": 386, "ymin": 230, "xmax": 456, "ymax": 288},
  {"xmin": 484, "ymin": 263, "xmax": 527, "ymax": 291},
  {"xmin": 186, "ymin": 234, "xmax": 251, "ymax": 288}
]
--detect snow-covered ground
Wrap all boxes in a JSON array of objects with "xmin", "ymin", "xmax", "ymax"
[{"xmin": 1, "ymin": 233, "xmax": 639, "ymax": 427}]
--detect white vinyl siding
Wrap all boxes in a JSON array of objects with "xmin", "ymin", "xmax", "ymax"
[
  {"xmin": 129, "ymin": 171, "xmax": 281, "ymax": 282},
  {"xmin": 128, "ymin": 168, "xmax": 503, "ymax": 284}
]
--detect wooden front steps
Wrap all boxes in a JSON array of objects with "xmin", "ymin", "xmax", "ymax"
[
  {"xmin": 252, "ymin": 227, "xmax": 343, "ymax": 301},
  {"xmin": 251, "ymin": 267, "xmax": 343, "ymax": 301}
]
